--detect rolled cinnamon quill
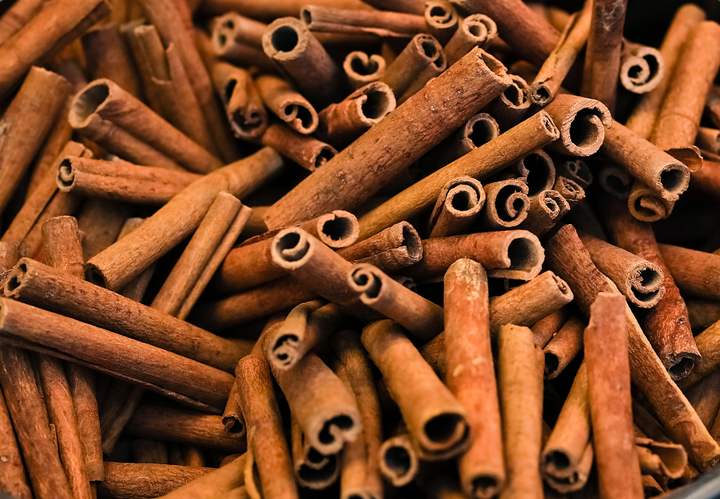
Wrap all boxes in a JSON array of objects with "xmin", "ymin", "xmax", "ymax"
[
  {"xmin": 543, "ymin": 94, "xmax": 611, "ymax": 157},
  {"xmin": 85, "ymin": 147, "xmax": 282, "ymax": 291},
  {"xmin": 290, "ymin": 417, "xmax": 340, "ymax": 490},
  {"xmin": 362, "ymin": 320, "xmax": 469, "ymax": 460},
  {"xmin": 479, "ymin": 179, "xmax": 530, "ymax": 230},
  {"xmin": 424, "ymin": 0, "xmax": 459, "ymax": 44},
  {"xmin": 211, "ymin": 62, "xmax": 268, "ymax": 140},
  {"xmin": 497, "ymin": 324, "xmax": 544, "ymax": 499},
  {"xmin": 426, "ymin": 177, "xmax": 485, "ymax": 238},
  {"xmin": 444, "ymin": 259, "xmax": 504, "ymax": 499},
  {"xmin": 57, "ymin": 156, "xmax": 201, "ymax": 204},
  {"xmin": 558, "ymin": 158, "xmax": 593, "ymax": 189},
  {"xmin": 380, "ymin": 34, "xmax": 443, "ymax": 97},
  {"xmin": 517, "ymin": 189, "xmax": 569, "ymax": 236},
  {"xmin": 255, "ymin": 74, "xmax": 319, "ymax": 134},
  {"xmin": 301, "ymin": 6, "xmax": 426, "ymax": 38},
  {"xmin": 658, "ymin": 244, "xmax": 720, "ymax": 301},
  {"xmin": 317, "ymin": 81, "xmax": 396, "ymax": 147},
  {"xmin": 422, "ymin": 113, "xmax": 500, "ymax": 173},
  {"xmin": 545, "ymin": 225, "xmax": 720, "ymax": 470},
  {"xmin": 443, "ymin": 14, "xmax": 497, "ymax": 66},
  {"xmin": 262, "ymin": 17, "xmax": 345, "ymax": 109},
  {"xmin": 343, "ymin": 51, "xmax": 387, "ymax": 89},
  {"xmin": 578, "ymin": 232, "xmax": 665, "ymax": 308},
  {"xmin": 349, "ymin": 263, "xmax": 444, "ymax": 340},
  {"xmin": 0, "ymin": 0, "xmax": 44, "ymax": 47},
  {"xmin": 0, "ymin": 385, "xmax": 30, "ymax": 499},
  {"xmin": 378, "ymin": 426, "xmax": 418, "ymax": 487},
  {"xmin": 357, "ymin": 110, "xmax": 560, "ymax": 239},
  {"xmin": 585, "ymin": 293, "xmax": 644, "ymax": 499},
  {"xmin": 544, "ymin": 316, "xmax": 584, "ymax": 380},
  {"xmin": 513, "ymin": 149, "xmax": 557, "ymax": 196},
  {"xmin": 259, "ymin": 123, "xmax": 336, "ymax": 172},
  {"xmin": 69, "ymin": 78, "xmax": 222, "ymax": 174},
  {"xmin": 531, "ymin": 308, "xmax": 569, "ymax": 349},
  {"xmin": 98, "ymin": 462, "xmax": 213, "ymax": 499},
  {"xmin": 635, "ymin": 438, "xmax": 687, "ymax": 480},
  {"xmin": 598, "ymin": 164, "xmax": 633, "ymax": 199},
  {"xmin": 265, "ymin": 47, "xmax": 513, "ymax": 230},
  {"xmin": 486, "ymin": 74, "xmax": 531, "ymax": 131},
  {"xmin": 619, "ymin": 42, "xmax": 664, "ymax": 94},
  {"xmin": 0, "ymin": 0, "xmax": 110, "ymax": 99},
  {"xmin": 155, "ymin": 454, "xmax": 246, "ymax": 499}
]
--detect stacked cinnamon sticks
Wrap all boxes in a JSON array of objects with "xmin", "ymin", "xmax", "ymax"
[{"xmin": 1, "ymin": 0, "xmax": 720, "ymax": 498}]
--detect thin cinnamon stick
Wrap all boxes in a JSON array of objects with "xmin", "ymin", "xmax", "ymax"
[
  {"xmin": 444, "ymin": 259, "xmax": 504, "ymax": 499},
  {"xmin": 544, "ymin": 316, "xmax": 584, "ymax": 380},
  {"xmin": 619, "ymin": 42, "xmax": 664, "ymax": 94},
  {"xmin": 513, "ymin": 149, "xmax": 557, "ymax": 196},
  {"xmin": 255, "ymin": 74, "xmax": 319, "ymax": 134},
  {"xmin": 265, "ymin": 47, "xmax": 513, "ymax": 230},
  {"xmin": 259, "ymin": 123, "xmax": 337, "ymax": 172},
  {"xmin": 85, "ymin": 147, "xmax": 282, "ymax": 291},
  {"xmin": 343, "ymin": 51, "xmax": 387, "ymax": 89},
  {"xmin": 380, "ymin": 34, "xmax": 443, "ymax": 97},
  {"xmin": 302, "ymin": 6, "xmax": 426, "ymax": 38},
  {"xmin": 479, "ymin": 179, "xmax": 530, "ymax": 230},
  {"xmin": 531, "ymin": 308, "xmax": 569, "ymax": 349},
  {"xmin": 426, "ymin": 177, "xmax": 485, "ymax": 238},
  {"xmin": 443, "ymin": 14, "xmax": 497, "ymax": 66},
  {"xmin": 211, "ymin": 62, "xmax": 268, "ymax": 141},
  {"xmin": 98, "ymin": 462, "xmax": 213, "ymax": 499},
  {"xmin": 424, "ymin": 0, "xmax": 458, "ymax": 44},
  {"xmin": 378, "ymin": 426, "xmax": 418, "ymax": 487},
  {"xmin": 0, "ymin": 386, "xmax": 32, "ymax": 499},
  {"xmin": 658, "ymin": 244, "xmax": 720, "ymax": 301}
]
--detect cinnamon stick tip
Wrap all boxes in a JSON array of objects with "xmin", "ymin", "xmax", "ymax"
[
  {"xmin": 68, "ymin": 79, "xmax": 113, "ymax": 129},
  {"xmin": 262, "ymin": 17, "xmax": 309, "ymax": 60},
  {"xmin": 379, "ymin": 436, "xmax": 418, "ymax": 487},
  {"xmin": 315, "ymin": 210, "xmax": 360, "ymax": 248}
]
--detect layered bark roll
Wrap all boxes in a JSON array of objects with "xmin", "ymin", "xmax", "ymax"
[
  {"xmin": 636, "ymin": 438, "xmax": 687, "ymax": 480},
  {"xmin": 0, "ymin": 298, "xmax": 235, "ymax": 412},
  {"xmin": 265, "ymin": 48, "xmax": 513, "ymax": 230},
  {"xmin": 545, "ymin": 225, "xmax": 720, "ymax": 470},
  {"xmin": 212, "ymin": 25, "xmax": 276, "ymax": 74},
  {"xmin": 444, "ymin": 259, "xmax": 504, "ymax": 499},
  {"xmin": 444, "ymin": 14, "xmax": 497, "ymax": 66},
  {"xmin": 263, "ymin": 301, "xmax": 337, "ymax": 370},
  {"xmin": 68, "ymin": 363, "xmax": 104, "ymax": 482},
  {"xmin": 362, "ymin": 320, "xmax": 469, "ymax": 459},
  {"xmin": 579, "ymin": 232, "xmax": 665, "ymax": 308},
  {"xmin": 404, "ymin": 230, "xmax": 543, "ymax": 282},
  {"xmin": 98, "ymin": 462, "xmax": 213, "ymax": 499},
  {"xmin": 317, "ymin": 82, "xmax": 396, "ymax": 147},
  {"xmin": 332, "ymin": 331, "xmax": 383, "ymax": 499},
  {"xmin": 625, "ymin": 4, "xmax": 706, "ymax": 139},
  {"xmin": 658, "ymin": 244, "xmax": 720, "ymax": 301},
  {"xmin": 211, "ymin": 62, "xmax": 268, "ymax": 140},
  {"xmin": 337, "ymin": 221, "xmax": 423, "ymax": 272},
  {"xmin": 479, "ymin": 179, "xmax": 530, "ymax": 230},
  {"xmin": 259, "ymin": 123, "xmax": 336, "ymax": 172},
  {"xmin": 582, "ymin": 0, "xmax": 628, "ymax": 111},
  {"xmin": 517, "ymin": 189, "xmax": 569, "ymax": 236},
  {"xmin": 0, "ymin": 0, "xmax": 109, "ymax": 99},
  {"xmin": 498, "ymin": 324, "xmax": 544, "ymax": 499},
  {"xmin": 0, "ymin": 387, "xmax": 32, "ymax": 499},
  {"xmin": 512, "ymin": 149, "xmax": 556, "ymax": 196},
  {"xmin": 554, "ymin": 176, "xmax": 585, "ymax": 207},
  {"xmin": 378, "ymin": 426, "xmax": 418, "ymax": 487},
  {"xmin": 543, "ymin": 94, "xmax": 611, "ymax": 157},
  {"xmin": 423, "ymin": 113, "xmax": 500, "ymax": 172},
  {"xmin": 619, "ymin": 42, "xmax": 664, "ymax": 94},
  {"xmin": 685, "ymin": 367, "xmax": 720, "ymax": 430},
  {"xmin": 262, "ymin": 17, "xmax": 345, "ymax": 109},
  {"xmin": 2, "ymin": 141, "xmax": 89, "ymax": 249},
  {"xmin": 6, "ymin": 259, "xmax": 250, "ymax": 372},
  {"xmin": 585, "ymin": 293, "xmax": 644, "ymax": 499},
  {"xmin": 651, "ymin": 21, "xmax": 720, "ymax": 152},
  {"xmin": 601, "ymin": 198, "xmax": 700, "ymax": 379},
  {"xmin": 343, "ymin": 51, "xmax": 386, "ymax": 89},
  {"xmin": 541, "ymin": 364, "xmax": 592, "ymax": 494},
  {"xmin": 559, "ymin": 158, "xmax": 592, "ymax": 189},
  {"xmin": 150, "ymin": 193, "xmax": 243, "ymax": 316},
  {"xmin": 290, "ymin": 417, "xmax": 340, "ymax": 490},
  {"xmin": 380, "ymin": 34, "xmax": 444, "ymax": 97},
  {"xmin": 487, "ymin": 74, "xmax": 531, "ymax": 131},
  {"xmin": 531, "ymin": 308, "xmax": 568, "ymax": 349},
  {"xmin": 255, "ymin": 74, "xmax": 319, "ymax": 134},
  {"xmin": 57, "ymin": 156, "xmax": 201, "ymax": 204},
  {"xmin": 424, "ymin": 0, "xmax": 458, "ymax": 44},
  {"xmin": 602, "ymin": 120, "xmax": 690, "ymax": 202},
  {"xmin": 544, "ymin": 316, "xmax": 584, "ymax": 380},
  {"xmin": 0, "ymin": 345, "xmax": 74, "ymax": 499},
  {"xmin": 0, "ymin": 67, "xmax": 70, "ymax": 215},
  {"xmin": 156, "ymin": 454, "xmax": 246, "ymax": 499},
  {"xmin": 426, "ymin": 177, "xmax": 485, "ymax": 238},
  {"xmin": 449, "ymin": 0, "xmax": 558, "ymax": 66},
  {"xmin": 531, "ymin": 5, "xmax": 591, "ymax": 106},
  {"xmin": 213, "ymin": 210, "xmax": 358, "ymax": 294},
  {"xmin": 69, "ymin": 79, "xmax": 222, "ymax": 174},
  {"xmin": 349, "ymin": 263, "xmax": 444, "ymax": 340},
  {"xmin": 268, "ymin": 349, "xmax": 361, "ymax": 455},
  {"xmin": 356, "ymin": 110, "xmax": 559, "ymax": 239},
  {"xmin": 82, "ymin": 24, "xmax": 142, "ymax": 100},
  {"xmin": 0, "ymin": 0, "xmax": 44, "ymax": 46},
  {"xmin": 85, "ymin": 147, "xmax": 282, "ymax": 291},
  {"xmin": 599, "ymin": 164, "xmax": 633, "ymax": 199},
  {"xmin": 126, "ymin": 405, "xmax": 245, "ymax": 452},
  {"xmin": 301, "ymin": 5, "xmax": 425, "ymax": 38},
  {"xmin": 627, "ymin": 180, "xmax": 675, "ymax": 222}
]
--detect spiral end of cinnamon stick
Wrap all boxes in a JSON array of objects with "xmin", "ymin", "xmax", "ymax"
[
  {"xmin": 295, "ymin": 449, "xmax": 340, "ymax": 490},
  {"xmin": 620, "ymin": 45, "xmax": 664, "ymax": 94},
  {"xmin": 349, "ymin": 263, "xmax": 383, "ymax": 304},
  {"xmin": 271, "ymin": 228, "xmax": 314, "ymax": 270},
  {"xmin": 57, "ymin": 158, "xmax": 76, "ymax": 192},
  {"xmin": 541, "ymin": 449, "xmax": 589, "ymax": 493},
  {"xmin": 462, "ymin": 113, "xmax": 500, "ymax": 148},
  {"xmin": 379, "ymin": 435, "xmax": 419, "ymax": 487},
  {"xmin": 559, "ymin": 159, "xmax": 593, "ymax": 189},
  {"xmin": 68, "ymin": 79, "xmax": 113, "ymax": 129},
  {"xmin": 628, "ymin": 183, "xmax": 674, "ymax": 222},
  {"xmin": 425, "ymin": 0, "xmax": 459, "ymax": 32},
  {"xmin": 462, "ymin": 14, "xmax": 498, "ymax": 45},
  {"xmin": 516, "ymin": 150, "xmax": 556, "ymax": 196},
  {"xmin": 598, "ymin": 165, "xmax": 632, "ymax": 199},
  {"xmin": 3, "ymin": 259, "xmax": 29, "ymax": 298},
  {"xmin": 488, "ymin": 230, "xmax": 545, "ymax": 280},
  {"xmin": 483, "ymin": 179, "xmax": 531, "ymax": 229},
  {"xmin": 626, "ymin": 261, "xmax": 665, "ymax": 308}
]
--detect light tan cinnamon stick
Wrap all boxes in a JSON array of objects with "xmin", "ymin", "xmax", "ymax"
[
  {"xmin": 290, "ymin": 416, "xmax": 340, "ymax": 490},
  {"xmin": 543, "ymin": 94, "xmax": 611, "ymax": 157},
  {"xmin": 531, "ymin": 308, "xmax": 569, "ymax": 349},
  {"xmin": 0, "ymin": 0, "xmax": 44, "ymax": 46},
  {"xmin": 378, "ymin": 425, "xmax": 418, "ymax": 487},
  {"xmin": 98, "ymin": 462, "xmax": 213, "ymax": 499},
  {"xmin": 444, "ymin": 259, "xmax": 504, "ymax": 499},
  {"xmin": 479, "ymin": 179, "xmax": 530, "ymax": 230},
  {"xmin": 658, "ymin": 244, "xmax": 720, "ymax": 301},
  {"xmin": 156, "ymin": 454, "xmax": 246, "ymax": 499},
  {"xmin": 619, "ymin": 42, "xmax": 664, "ymax": 94},
  {"xmin": 343, "ymin": 51, "xmax": 387, "ymax": 89},
  {"xmin": 211, "ymin": 62, "xmax": 268, "ymax": 141}
]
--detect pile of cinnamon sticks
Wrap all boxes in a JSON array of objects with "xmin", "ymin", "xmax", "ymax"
[{"xmin": 2, "ymin": 0, "xmax": 720, "ymax": 498}]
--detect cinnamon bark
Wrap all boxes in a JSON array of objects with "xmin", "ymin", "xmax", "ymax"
[
  {"xmin": 424, "ymin": 0, "xmax": 458, "ymax": 44},
  {"xmin": 98, "ymin": 462, "xmax": 213, "ymax": 499},
  {"xmin": 255, "ymin": 74, "xmax": 319, "ymax": 134},
  {"xmin": 558, "ymin": 158, "xmax": 593, "ymax": 189},
  {"xmin": 497, "ymin": 324, "xmax": 544, "ymax": 499},
  {"xmin": 421, "ymin": 113, "xmax": 500, "ymax": 173},
  {"xmin": 585, "ymin": 293, "xmax": 643, "ymax": 499},
  {"xmin": 302, "ymin": 6, "xmax": 426, "ymax": 38},
  {"xmin": 82, "ymin": 24, "xmax": 142, "ymax": 99},
  {"xmin": 619, "ymin": 42, "xmax": 664, "ymax": 94},
  {"xmin": 362, "ymin": 320, "xmax": 469, "ymax": 460},
  {"xmin": 479, "ymin": 179, "xmax": 530, "ymax": 230},
  {"xmin": 265, "ymin": 48, "xmax": 513, "ymax": 230},
  {"xmin": 259, "ymin": 123, "xmax": 337, "ymax": 172},
  {"xmin": 0, "ymin": 386, "xmax": 31, "ymax": 499},
  {"xmin": 85, "ymin": 147, "xmax": 282, "ymax": 291},
  {"xmin": 486, "ymin": 74, "xmax": 531, "ymax": 131},
  {"xmin": 531, "ymin": 308, "xmax": 568, "ymax": 349},
  {"xmin": 544, "ymin": 316, "xmax": 584, "ymax": 380},
  {"xmin": 443, "ymin": 14, "xmax": 497, "ymax": 66},
  {"xmin": 513, "ymin": 149, "xmax": 557, "ymax": 196},
  {"xmin": 380, "ymin": 34, "xmax": 444, "ymax": 98},
  {"xmin": 543, "ymin": 94, "xmax": 611, "ymax": 157},
  {"xmin": 211, "ymin": 62, "xmax": 268, "ymax": 141},
  {"xmin": 444, "ymin": 259, "xmax": 504, "ymax": 499},
  {"xmin": 290, "ymin": 416, "xmax": 340, "ymax": 490},
  {"xmin": 517, "ymin": 189, "xmax": 569, "ymax": 236},
  {"xmin": 658, "ymin": 244, "xmax": 720, "ymax": 301},
  {"xmin": 0, "ymin": 0, "xmax": 44, "ymax": 46},
  {"xmin": 378, "ymin": 426, "xmax": 418, "ymax": 487},
  {"xmin": 343, "ymin": 51, "xmax": 387, "ymax": 89},
  {"xmin": 156, "ymin": 454, "xmax": 246, "ymax": 499},
  {"xmin": 426, "ymin": 177, "xmax": 485, "ymax": 238}
]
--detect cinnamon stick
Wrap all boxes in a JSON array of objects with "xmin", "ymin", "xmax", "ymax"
[
  {"xmin": 378, "ymin": 426, "xmax": 418, "ymax": 487},
  {"xmin": 0, "ymin": 386, "xmax": 32, "ymax": 499},
  {"xmin": 301, "ymin": 6, "xmax": 426, "ymax": 38},
  {"xmin": 479, "ymin": 179, "xmax": 530, "ymax": 230},
  {"xmin": 426, "ymin": 177, "xmax": 485, "ymax": 238},
  {"xmin": 444, "ymin": 259, "xmax": 504, "ymax": 499},
  {"xmin": 0, "ymin": 0, "xmax": 44, "ymax": 46},
  {"xmin": 290, "ymin": 416, "xmax": 340, "ymax": 490},
  {"xmin": 155, "ymin": 454, "xmax": 246, "ymax": 499},
  {"xmin": 544, "ymin": 316, "xmax": 584, "ymax": 380},
  {"xmin": 487, "ymin": 74, "xmax": 531, "ymax": 131},
  {"xmin": 543, "ymin": 94, "xmax": 611, "ymax": 157},
  {"xmin": 82, "ymin": 24, "xmax": 142, "ymax": 99},
  {"xmin": 255, "ymin": 74, "xmax": 319, "ymax": 134},
  {"xmin": 421, "ymin": 113, "xmax": 500, "ymax": 173},
  {"xmin": 531, "ymin": 308, "xmax": 569, "ymax": 349},
  {"xmin": 619, "ymin": 42, "xmax": 664, "ymax": 94},
  {"xmin": 259, "ymin": 123, "xmax": 337, "ymax": 172},
  {"xmin": 380, "ymin": 34, "xmax": 443, "ymax": 97},
  {"xmin": 443, "ymin": 14, "xmax": 497, "ymax": 66},
  {"xmin": 513, "ymin": 149, "xmax": 557, "ymax": 196},
  {"xmin": 516, "ymin": 189, "xmax": 569, "ymax": 236},
  {"xmin": 425, "ymin": 0, "xmax": 458, "ymax": 44},
  {"xmin": 658, "ymin": 244, "xmax": 720, "ymax": 301},
  {"xmin": 211, "ymin": 62, "xmax": 268, "ymax": 141},
  {"xmin": 98, "ymin": 462, "xmax": 213, "ymax": 499},
  {"xmin": 343, "ymin": 51, "xmax": 387, "ymax": 89}
]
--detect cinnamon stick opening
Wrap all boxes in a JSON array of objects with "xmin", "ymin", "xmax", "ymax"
[
  {"xmin": 68, "ymin": 81, "xmax": 109, "ymax": 127},
  {"xmin": 359, "ymin": 84, "xmax": 394, "ymax": 121},
  {"xmin": 379, "ymin": 434, "xmax": 418, "ymax": 486},
  {"xmin": 517, "ymin": 150, "xmax": 556, "ymax": 196},
  {"xmin": 315, "ymin": 211, "xmax": 360, "ymax": 248},
  {"xmin": 268, "ymin": 24, "xmax": 301, "ymax": 55},
  {"xmin": 57, "ymin": 159, "xmax": 74, "ymax": 189}
]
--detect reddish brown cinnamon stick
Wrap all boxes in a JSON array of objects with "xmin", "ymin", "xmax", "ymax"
[
  {"xmin": 255, "ymin": 74, "xmax": 319, "ymax": 134},
  {"xmin": 211, "ymin": 62, "xmax": 268, "ymax": 141},
  {"xmin": 82, "ymin": 24, "xmax": 142, "ymax": 99},
  {"xmin": 658, "ymin": 244, "xmax": 720, "ymax": 301},
  {"xmin": 302, "ymin": 6, "xmax": 426, "ymax": 38},
  {"xmin": 426, "ymin": 177, "xmax": 485, "ymax": 238},
  {"xmin": 544, "ymin": 316, "xmax": 584, "ymax": 380},
  {"xmin": 98, "ymin": 462, "xmax": 213, "ymax": 499},
  {"xmin": 443, "ymin": 14, "xmax": 497, "ymax": 66},
  {"xmin": 0, "ymin": 386, "xmax": 31, "ymax": 499}
]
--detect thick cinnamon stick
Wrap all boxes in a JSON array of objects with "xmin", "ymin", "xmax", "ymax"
[
  {"xmin": 444, "ymin": 259, "xmax": 504, "ymax": 499},
  {"xmin": 421, "ymin": 113, "xmax": 500, "ymax": 173},
  {"xmin": 513, "ymin": 149, "xmax": 557, "ymax": 196},
  {"xmin": 290, "ymin": 416, "xmax": 340, "ymax": 490},
  {"xmin": 658, "ymin": 244, "xmax": 720, "ymax": 301},
  {"xmin": 543, "ymin": 94, "xmax": 611, "ymax": 157},
  {"xmin": 487, "ymin": 74, "xmax": 531, "ymax": 131},
  {"xmin": 426, "ymin": 177, "xmax": 485, "ymax": 238},
  {"xmin": 378, "ymin": 426, "xmax": 418, "ymax": 487},
  {"xmin": 479, "ymin": 179, "xmax": 530, "ymax": 230},
  {"xmin": 265, "ymin": 47, "xmax": 513, "ymax": 230},
  {"xmin": 585, "ymin": 293, "xmax": 643, "ymax": 499},
  {"xmin": 85, "ymin": 147, "xmax": 282, "ymax": 290},
  {"xmin": 0, "ymin": 0, "xmax": 44, "ymax": 46}
]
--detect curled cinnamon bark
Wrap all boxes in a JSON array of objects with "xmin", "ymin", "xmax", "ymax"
[
  {"xmin": 444, "ymin": 259, "xmax": 504, "ymax": 499},
  {"xmin": 425, "ymin": 0, "xmax": 458, "ymax": 44},
  {"xmin": 543, "ymin": 94, "xmax": 611, "ymax": 157},
  {"xmin": 427, "ymin": 177, "xmax": 485, "ymax": 238},
  {"xmin": 444, "ymin": 14, "xmax": 497, "ymax": 66},
  {"xmin": 513, "ymin": 150, "xmax": 556, "ymax": 196},
  {"xmin": 262, "ymin": 17, "xmax": 345, "ymax": 109},
  {"xmin": 421, "ymin": 113, "xmax": 500, "ymax": 173},
  {"xmin": 598, "ymin": 164, "xmax": 633, "ymax": 199},
  {"xmin": 265, "ymin": 48, "xmax": 513, "ymax": 230},
  {"xmin": 381, "ymin": 34, "xmax": 444, "ymax": 97},
  {"xmin": 211, "ymin": 62, "xmax": 267, "ymax": 140},
  {"xmin": 378, "ymin": 428, "xmax": 418, "ymax": 487},
  {"xmin": 362, "ymin": 320, "xmax": 469, "ymax": 459},
  {"xmin": 531, "ymin": 308, "xmax": 569, "ymax": 349},
  {"xmin": 558, "ymin": 158, "xmax": 592, "ymax": 189},
  {"xmin": 480, "ymin": 179, "xmax": 530, "ymax": 230},
  {"xmin": 487, "ymin": 74, "xmax": 531, "ymax": 131},
  {"xmin": 57, "ymin": 156, "xmax": 200, "ymax": 204},
  {"xmin": 627, "ymin": 180, "xmax": 675, "ymax": 222},
  {"xmin": 343, "ymin": 51, "xmax": 386, "ymax": 89},
  {"xmin": 290, "ymin": 416, "xmax": 340, "ymax": 490},
  {"xmin": 259, "ymin": 123, "xmax": 336, "ymax": 172},
  {"xmin": 255, "ymin": 74, "xmax": 319, "ymax": 134},
  {"xmin": 301, "ymin": 6, "xmax": 425, "ymax": 38},
  {"xmin": 658, "ymin": 244, "xmax": 720, "ymax": 301},
  {"xmin": 517, "ymin": 190, "xmax": 569, "ymax": 236},
  {"xmin": 544, "ymin": 316, "xmax": 584, "ymax": 380},
  {"xmin": 619, "ymin": 42, "xmax": 664, "ymax": 94},
  {"xmin": 636, "ymin": 438, "xmax": 687, "ymax": 480},
  {"xmin": 157, "ymin": 454, "xmax": 246, "ymax": 499}
]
